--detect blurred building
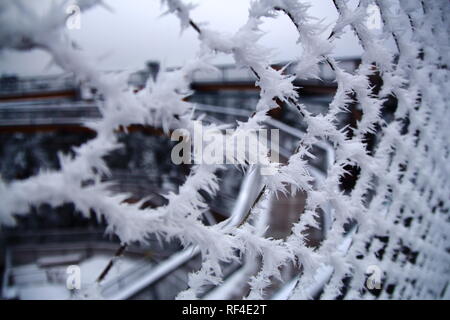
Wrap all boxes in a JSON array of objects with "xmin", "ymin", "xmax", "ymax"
[{"xmin": 0, "ymin": 57, "xmax": 390, "ymax": 299}]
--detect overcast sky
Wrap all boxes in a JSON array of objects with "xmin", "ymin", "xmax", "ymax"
[{"xmin": 0, "ymin": 0, "xmax": 363, "ymax": 77}]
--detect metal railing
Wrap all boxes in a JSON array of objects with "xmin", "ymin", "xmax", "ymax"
[
  {"xmin": 0, "ymin": 100, "xmax": 337, "ymax": 299},
  {"xmin": 1, "ymin": 57, "xmax": 361, "ymax": 97},
  {"xmin": 0, "ymin": 75, "xmax": 77, "ymax": 95},
  {"xmin": 100, "ymin": 106, "xmax": 336, "ymax": 299}
]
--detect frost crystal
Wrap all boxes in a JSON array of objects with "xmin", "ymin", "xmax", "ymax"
[{"xmin": 0, "ymin": 0, "xmax": 449, "ymax": 300}]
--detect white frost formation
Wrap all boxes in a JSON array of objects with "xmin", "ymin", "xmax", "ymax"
[{"xmin": 0, "ymin": 0, "xmax": 449, "ymax": 300}]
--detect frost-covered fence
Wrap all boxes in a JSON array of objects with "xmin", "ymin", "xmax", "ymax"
[{"xmin": 0, "ymin": 0, "xmax": 449, "ymax": 299}]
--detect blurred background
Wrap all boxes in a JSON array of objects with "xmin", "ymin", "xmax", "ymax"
[{"xmin": 0, "ymin": 0, "xmax": 391, "ymax": 299}]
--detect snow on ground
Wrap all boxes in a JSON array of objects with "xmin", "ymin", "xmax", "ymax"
[{"xmin": 9, "ymin": 254, "xmax": 138, "ymax": 300}]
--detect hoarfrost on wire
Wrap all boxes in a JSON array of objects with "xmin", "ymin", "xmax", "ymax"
[{"xmin": 0, "ymin": 0, "xmax": 449, "ymax": 300}]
